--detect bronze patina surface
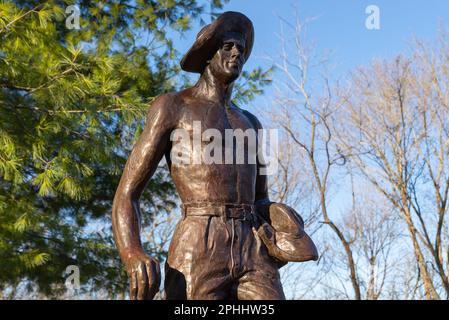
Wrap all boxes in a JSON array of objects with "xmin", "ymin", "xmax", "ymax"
[{"xmin": 112, "ymin": 11, "xmax": 317, "ymax": 300}]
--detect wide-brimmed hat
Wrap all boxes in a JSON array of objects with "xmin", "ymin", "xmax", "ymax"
[
  {"xmin": 255, "ymin": 203, "xmax": 319, "ymax": 267},
  {"xmin": 180, "ymin": 11, "xmax": 254, "ymax": 73}
]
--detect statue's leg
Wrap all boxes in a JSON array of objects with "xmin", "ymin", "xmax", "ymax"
[
  {"xmin": 164, "ymin": 215, "xmax": 235, "ymax": 300},
  {"xmin": 234, "ymin": 219, "xmax": 286, "ymax": 300},
  {"xmin": 236, "ymin": 270, "xmax": 285, "ymax": 300}
]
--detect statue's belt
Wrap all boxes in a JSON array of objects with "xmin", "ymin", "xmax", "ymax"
[{"xmin": 180, "ymin": 203, "xmax": 255, "ymax": 221}]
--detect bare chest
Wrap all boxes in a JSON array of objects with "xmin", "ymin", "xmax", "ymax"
[
  {"xmin": 169, "ymin": 102, "xmax": 258, "ymax": 166},
  {"xmin": 177, "ymin": 102, "xmax": 254, "ymax": 133}
]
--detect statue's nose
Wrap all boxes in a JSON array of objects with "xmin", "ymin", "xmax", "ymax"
[{"xmin": 231, "ymin": 46, "xmax": 241, "ymax": 59}]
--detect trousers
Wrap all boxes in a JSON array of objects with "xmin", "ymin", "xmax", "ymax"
[{"xmin": 164, "ymin": 203, "xmax": 285, "ymax": 300}]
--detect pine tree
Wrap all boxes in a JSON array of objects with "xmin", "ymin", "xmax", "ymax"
[{"xmin": 0, "ymin": 1, "xmax": 271, "ymax": 298}]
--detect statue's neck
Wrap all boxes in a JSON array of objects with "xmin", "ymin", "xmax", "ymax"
[{"xmin": 194, "ymin": 67, "xmax": 234, "ymax": 106}]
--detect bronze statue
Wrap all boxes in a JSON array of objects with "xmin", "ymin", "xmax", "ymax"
[{"xmin": 112, "ymin": 11, "xmax": 318, "ymax": 300}]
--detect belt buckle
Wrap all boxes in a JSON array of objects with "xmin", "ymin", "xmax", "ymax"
[
  {"xmin": 225, "ymin": 205, "xmax": 246, "ymax": 221},
  {"xmin": 236, "ymin": 206, "xmax": 247, "ymax": 221},
  {"xmin": 240, "ymin": 207, "xmax": 247, "ymax": 221}
]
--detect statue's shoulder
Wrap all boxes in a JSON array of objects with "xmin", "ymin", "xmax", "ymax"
[
  {"xmin": 146, "ymin": 90, "xmax": 191, "ymax": 119},
  {"xmin": 149, "ymin": 91, "xmax": 183, "ymax": 110},
  {"xmin": 152, "ymin": 87, "xmax": 197, "ymax": 110},
  {"xmin": 145, "ymin": 92, "xmax": 186, "ymax": 128}
]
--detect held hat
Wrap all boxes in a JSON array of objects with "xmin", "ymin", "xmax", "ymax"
[
  {"xmin": 255, "ymin": 203, "xmax": 319, "ymax": 267},
  {"xmin": 180, "ymin": 11, "xmax": 254, "ymax": 73}
]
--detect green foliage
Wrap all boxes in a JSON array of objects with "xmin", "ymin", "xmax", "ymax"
[
  {"xmin": 0, "ymin": 0, "xmax": 270, "ymax": 298},
  {"xmin": 234, "ymin": 67, "xmax": 273, "ymax": 105}
]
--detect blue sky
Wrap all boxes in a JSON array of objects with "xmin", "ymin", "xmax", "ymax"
[
  {"xmin": 175, "ymin": 0, "xmax": 449, "ymax": 85},
  {"xmin": 169, "ymin": 0, "xmax": 449, "ymax": 217},
  {"xmin": 154, "ymin": 1, "xmax": 449, "ymax": 298}
]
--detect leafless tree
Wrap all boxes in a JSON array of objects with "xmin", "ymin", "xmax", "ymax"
[
  {"xmin": 263, "ymin": 128, "xmax": 326, "ymax": 299},
  {"xmin": 267, "ymin": 13, "xmax": 363, "ymax": 299},
  {"xmin": 341, "ymin": 172, "xmax": 402, "ymax": 300},
  {"xmin": 335, "ymin": 33, "xmax": 449, "ymax": 299}
]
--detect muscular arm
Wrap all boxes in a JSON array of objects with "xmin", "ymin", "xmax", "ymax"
[{"xmin": 112, "ymin": 94, "xmax": 175, "ymax": 299}]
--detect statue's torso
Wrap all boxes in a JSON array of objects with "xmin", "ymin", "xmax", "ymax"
[{"xmin": 165, "ymin": 90, "xmax": 258, "ymax": 205}]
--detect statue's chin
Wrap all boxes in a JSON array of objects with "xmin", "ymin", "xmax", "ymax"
[
  {"xmin": 224, "ymin": 70, "xmax": 241, "ymax": 83},
  {"xmin": 209, "ymin": 66, "xmax": 241, "ymax": 84}
]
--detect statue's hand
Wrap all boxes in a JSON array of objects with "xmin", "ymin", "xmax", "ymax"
[{"xmin": 124, "ymin": 251, "xmax": 161, "ymax": 300}]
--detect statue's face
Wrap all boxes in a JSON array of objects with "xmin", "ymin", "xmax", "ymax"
[{"xmin": 208, "ymin": 32, "xmax": 246, "ymax": 83}]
